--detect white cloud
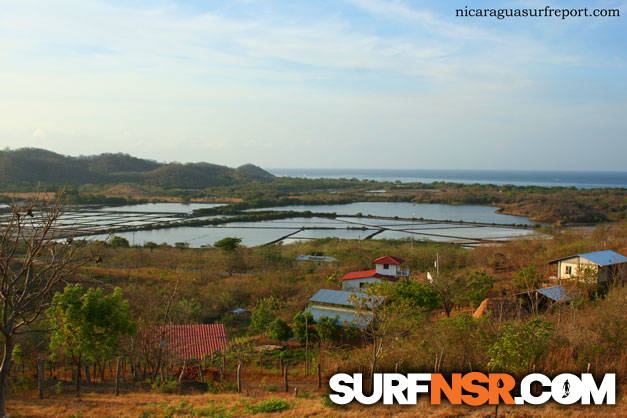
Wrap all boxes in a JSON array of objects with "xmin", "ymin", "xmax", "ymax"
[{"xmin": 0, "ymin": 0, "xmax": 623, "ymax": 169}]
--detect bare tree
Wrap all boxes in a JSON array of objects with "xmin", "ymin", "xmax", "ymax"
[
  {"xmin": 0, "ymin": 195, "xmax": 85, "ymax": 414},
  {"xmin": 351, "ymin": 283, "xmax": 411, "ymax": 392}
]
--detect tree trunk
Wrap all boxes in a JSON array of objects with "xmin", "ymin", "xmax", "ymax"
[
  {"xmin": 369, "ymin": 342, "xmax": 377, "ymax": 394},
  {"xmin": 76, "ymin": 358, "xmax": 82, "ymax": 397},
  {"xmin": 0, "ymin": 335, "xmax": 15, "ymax": 416},
  {"xmin": 283, "ymin": 364, "xmax": 288, "ymax": 393},
  {"xmin": 114, "ymin": 358, "xmax": 121, "ymax": 396},
  {"xmin": 37, "ymin": 358, "xmax": 45, "ymax": 399}
]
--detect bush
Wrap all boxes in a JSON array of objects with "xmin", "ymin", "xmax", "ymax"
[
  {"xmin": 245, "ymin": 398, "xmax": 291, "ymax": 414},
  {"xmin": 151, "ymin": 377, "xmax": 180, "ymax": 393}
]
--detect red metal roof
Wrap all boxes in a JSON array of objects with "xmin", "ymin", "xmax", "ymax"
[
  {"xmin": 159, "ymin": 324, "xmax": 228, "ymax": 361},
  {"xmin": 372, "ymin": 256, "xmax": 405, "ymax": 265},
  {"xmin": 339, "ymin": 269, "xmax": 399, "ymax": 282}
]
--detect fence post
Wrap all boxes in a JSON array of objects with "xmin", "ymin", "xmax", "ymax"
[
  {"xmin": 317, "ymin": 362, "xmax": 322, "ymax": 389},
  {"xmin": 283, "ymin": 364, "xmax": 289, "ymax": 393},
  {"xmin": 236, "ymin": 362, "xmax": 242, "ymax": 393},
  {"xmin": 114, "ymin": 357, "xmax": 121, "ymax": 396}
]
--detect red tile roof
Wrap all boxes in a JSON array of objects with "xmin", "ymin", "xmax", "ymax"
[
  {"xmin": 372, "ymin": 256, "xmax": 405, "ymax": 265},
  {"xmin": 159, "ymin": 324, "xmax": 228, "ymax": 361},
  {"xmin": 339, "ymin": 269, "xmax": 399, "ymax": 282}
]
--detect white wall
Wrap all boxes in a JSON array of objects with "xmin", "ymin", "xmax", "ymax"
[
  {"xmin": 557, "ymin": 257, "xmax": 598, "ymax": 280},
  {"xmin": 342, "ymin": 276, "xmax": 382, "ymax": 291}
]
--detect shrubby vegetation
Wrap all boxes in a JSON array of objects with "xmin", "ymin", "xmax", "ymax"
[{"xmin": 2, "ymin": 191, "xmax": 626, "ymax": 415}]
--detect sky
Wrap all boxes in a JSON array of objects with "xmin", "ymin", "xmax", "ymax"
[{"xmin": 0, "ymin": 0, "xmax": 625, "ymax": 170}]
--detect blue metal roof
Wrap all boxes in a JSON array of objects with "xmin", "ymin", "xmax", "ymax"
[
  {"xmin": 295, "ymin": 255, "xmax": 337, "ymax": 262},
  {"xmin": 578, "ymin": 250, "xmax": 627, "ymax": 267},
  {"xmin": 230, "ymin": 308, "xmax": 250, "ymax": 314},
  {"xmin": 306, "ymin": 306, "xmax": 371, "ymax": 328},
  {"xmin": 536, "ymin": 285, "xmax": 574, "ymax": 302},
  {"xmin": 309, "ymin": 288, "xmax": 383, "ymax": 308}
]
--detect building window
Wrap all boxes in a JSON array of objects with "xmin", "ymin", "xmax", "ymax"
[
  {"xmin": 383, "ymin": 264, "xmax": 389, "ymax": 269},
  {"xmin": 565, "ymin": 266, "xmax": 572, "ymax": 275},
  {"xmin": 360, "ymin": 282, "xmax": 366, "ymax": 289}
]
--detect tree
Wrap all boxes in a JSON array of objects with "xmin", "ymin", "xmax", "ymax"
[
  {"xmin": 351, "ymin": 283, "xmax": 412, "ymax": 392},
  {"xmin": 47, "ymin": 284, "xmax": 135, "ymax": 395},
  {"xmin": 462, "ymin": 271, "xmax": 495, "ymax": 308},
  {"xmin": 488, "ymin": 319, "xmax": 552, "ymax": 375},
  {"xmin": 268, "ymin": 319, "xmax": 292, "ymax": 343},
  {"xmin": 392, "ymin": 280, "xmax": 440, "ymax": 311},
  {"xmin": 214, "ymin": 237, "xmax": 242, "ymax": 252},
  {"xmin": 429, "ymin": 270, "xmax": 495, "ymax": 316},
  {"xmin": 0, "ymin": 196, "xmax": 86, "ymax": 415},
  {"xmin": 250, "ymin": 297, "xmax": 280, "ymax": 335},
  {"xmin": 292, "ymin": 311, "xmax": 315, "ymax": 345},
  {"xmin": 144, "ymin": 241, "xmax": 158, "ymax": 250},
  {"xmin": 316, "ymin": 316, "xmax": 340, "ymax": 346},
  {"xmin": 429, "ymin": 273, "xmax": 464, "ymax": 317},
  {"xmin": 109, "ymin": 236, "xmax": 130, "ymax": 248},
  {"xmin": 514, "ymin": 266, "xmax": 543, "ymax": 292},
  {"xmin": 514, "ymin": 266, "xmax": 544, "ymax": 315}
]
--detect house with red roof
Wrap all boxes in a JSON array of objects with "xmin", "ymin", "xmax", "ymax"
[{"xmin": 339, "ymin": 256, "xmax": 409, "ymax": 291}]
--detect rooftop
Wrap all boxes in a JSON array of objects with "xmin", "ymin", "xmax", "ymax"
[
  {"xmin": 158, "ymin": 324, "xmax": 228, "ymax": 361},
  {"xmin": 535, "ymin": 285, "xmax": 577, "ymax": 302},
  {"xmin": 549, "ymin": 250, "xmax": 627, "ymax": 267},
  {"xmin": 309, "ymin": 288, "xmax": 383, "ymax": 308},
  {"xmin": 372, "ymin": 255, "xmax": 405, "ymax": 265},
  {"xmin": 339, "ymin": 269, "xmax": 398, "ymax": 281}
]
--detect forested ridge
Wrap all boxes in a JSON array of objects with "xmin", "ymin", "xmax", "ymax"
[{"xmin": 0, "ymin": 148, "xmax": 273, "ymax": 189}]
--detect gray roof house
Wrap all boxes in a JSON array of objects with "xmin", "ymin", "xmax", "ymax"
[{"xmin": 305, "ymin": 289, "xmax": 382, "ymax": 328}]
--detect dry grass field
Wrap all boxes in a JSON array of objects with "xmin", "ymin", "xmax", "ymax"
[{"xmin": 7, "ymin": 390, "xmax": 625, "ymax": 417}]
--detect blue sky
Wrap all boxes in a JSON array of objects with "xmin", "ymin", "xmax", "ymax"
[{"xmin": 0, "ymin": 0, "xmax": 625, "ymax": 170}]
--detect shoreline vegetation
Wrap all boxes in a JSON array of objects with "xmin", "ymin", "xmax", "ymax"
[
  {"xmin": 6, "ymin": 217, "xmax": 627, "ymax": 417},
  {"xmin": 0, "ymin": 148, "xmax": 624, "ymax": 229}
]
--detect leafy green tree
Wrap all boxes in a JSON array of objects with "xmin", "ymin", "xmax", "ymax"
[
  {"xmin": 250, "ymin": 297, "xmax": 280, "ymax": 335},
  {"xmin": 316, "ymin": 316, "xmax": 340, "ymax": 345},
  {"xmin": 47, "ymin": 284, "xmax": 135, "ymax": 395},
  {"xmin": 488, "ymin": 319, "xmax": 553, "ymax": 374},
  {"xmin": 392, "ymin": 280, "xmax": 440, "ymax": 311},
  {"xmin": 109, "ymin": 236, "xmax": 130, "ymax": 248},
  {"xmin": 268, "ymin": 319, "xmax": 292, "ymax": 343},
  {"xmin": 292, "ymin": 311, "xmax": 315, "ymax": 345},
  {"xmin": 144, "ymin": 241, "xmax": 158, "ymax": 250},
  {"xmin": 462, "ymin": 271, "xmax": 495, "ymax": 308},
  {"xmin": 214, "ymin": 237, "xmax": 242, "ymax": 252}
]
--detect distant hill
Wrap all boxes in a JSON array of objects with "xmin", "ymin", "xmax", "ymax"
[{"xmin": 0, "ymin": 148, "xmax": 273, "ymax": 189}]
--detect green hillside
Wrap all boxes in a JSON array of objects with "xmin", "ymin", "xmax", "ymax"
[{"xmin": 0, "ymin": 148, "xmax": 273, "ymax": 189}]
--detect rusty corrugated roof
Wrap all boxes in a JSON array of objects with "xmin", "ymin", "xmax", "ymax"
[{"xmin": 159, "ymin": 324, "xmax": 228, "ymax": 361}]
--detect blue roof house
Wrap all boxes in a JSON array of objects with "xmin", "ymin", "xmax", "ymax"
[
  {"xmin": 549, "ymin": 250, "xmax": 626, "ymax": 284},
  {"xmin": 305, "ymin": 289, "xmax": 382, "ymax": 328}
]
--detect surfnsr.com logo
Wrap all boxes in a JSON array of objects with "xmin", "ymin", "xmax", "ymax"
[{"xmin": 329, "ymin": 373, "xmax": 616, "ymax": 405}]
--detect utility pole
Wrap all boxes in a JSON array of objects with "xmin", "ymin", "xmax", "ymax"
[{"xmin": 436, "ymin": 252, "xmax": 439, "ymax": 278}]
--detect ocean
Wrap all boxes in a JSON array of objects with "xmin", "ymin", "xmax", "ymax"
[{"xmin": 269, "ymin": 169, "xmax": 627, "ymax": 189}]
